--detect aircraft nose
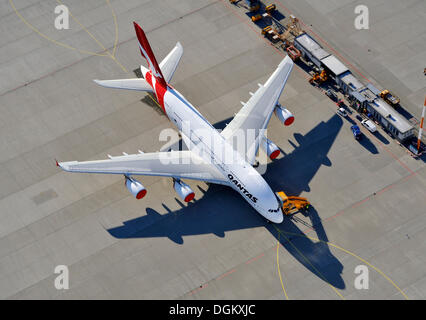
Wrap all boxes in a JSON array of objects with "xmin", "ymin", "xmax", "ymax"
[{"xmin": 269, "ymin": 211, "xmax": 284, "ymax": 224}]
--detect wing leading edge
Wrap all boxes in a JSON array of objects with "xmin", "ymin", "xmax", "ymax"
[
  {"xmin": 58, "ymin": 151, "xmax": 228, "ymax": 185},
  {"xmin": 221, "ymin": 56, "xmax": 294, "ymax": 164}
]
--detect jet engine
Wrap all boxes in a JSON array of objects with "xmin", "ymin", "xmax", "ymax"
[
  {"xmin": 173, "ymin": 179, "xmax": 195, "ymax": 202},
  {"xmin": 274, "ymin": 104, "xmax": 294, "ymax": 126},
  {"xmin": 261, "ymin": 138, "xmax": 281, "ymax": 160},
  {"xmin": 125, "ymin": 176, "xmax": 147, "ymax": 199}
]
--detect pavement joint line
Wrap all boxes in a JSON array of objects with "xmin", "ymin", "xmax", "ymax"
[
  {"xmin": 0, "ymin": 97, "xmax": 171, "ymax": 200},
  {"xmin": 181, "ymin": 6, "xmax": 424, "ymax": 294},
  {"xmin": 189, "ymin": 164, "xmax": 423, "ymax": 299},
  {"xmin": 9, "ymin": 0, "xmax": 109, "ymax": 57},
  {"xmin": 273, "ymin": 225, "xmax": 346, "ymax": 300},
  {"xmin": 5, "ymin": 0, "xmax": 219, "ymax": 99},
  {"xmin": 6, "ymin": 0, "xmax": 424, "ymax": 300},
  {"xmin": 275, "ymin": 0, "xmax": 422, "ymax": 127},
  {"xmin": 275, "ymin": 1, "xmax": 370, "ymax": 83},
  {"xmin": 56, "ymin": 0, "xmax": 130, "ymax": 77},
  {"xmin": 276, "ymin": 229, "xmax": 410, "ymax": 300},
  {"xmin": 223, "ymin": 0, "xmax": 421, "ymax": 171},
  {"xmin": 9, "ymin": 0, "xmax": 163, "ymax": 134},
  {"xmin": 221, "ymin": 0, "xmax": 311, "ymax": 81}
]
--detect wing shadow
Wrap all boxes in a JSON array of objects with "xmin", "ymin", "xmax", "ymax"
[{"xmin": 107, "ymin": 114, "xmax": 345, "ymax": 289}]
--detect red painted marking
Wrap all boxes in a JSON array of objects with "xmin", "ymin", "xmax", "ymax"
[
  {"xmin": 351, "ymin": 196, "xmax": 371, "ymax": 209},
  {"xmin": 246, "ymin": 253, "xmax": 265, "ymax": 264},
  {"xmin": 217, "ymin": 269, "xmax": 237, "ymax": 281},
  {"xmin": 270, "ymin": 149, "xmax": 281, "ymax": 160},
  {"xmin": 275, "ymin": 2, "xmax": 370, "ymax": 82},
  {"xmin": 188, "ymin": 283, "xmax": 208, "ymax": 296},
  {"xmin": 136, "ymin": 189, "xmax": 147, "ymax": 199},
  {"xmin": 220, "ymin": 0, "xmax": 310, "ymax": 81},
  {"xmin": 184, "ymin": 192, "xmax": 195, "ymax": 202},
  {"xmin": 381, "ymin": 143, "xmax": 414, "ymax": 175},
  {"xmin": 205, "ymin": 2, "xmax": 422, "ymax": 292},
  {"xmin": 284, "ymin": 116, "xmax": 295, "ymax": 126}
]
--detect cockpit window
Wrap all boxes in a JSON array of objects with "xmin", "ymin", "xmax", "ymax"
[{"xmin": 268, "ymin": 193, "xmax": 283, "ymax": 213}]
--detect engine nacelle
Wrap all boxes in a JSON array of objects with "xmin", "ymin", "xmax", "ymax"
[
  {"xmin": 261, "ymin": 138, "xmax": 281, "ymax": 160},
  {"xmin": 274, "ymin": 104, "xmax": 294, "ymax": 126},
  {"xmin": 125, "ymin": 177, "xmax": 147, "ymax": 199},
  {"xmin": 173, "ymin": 180, "xmax": 195, "ymax": 202}
]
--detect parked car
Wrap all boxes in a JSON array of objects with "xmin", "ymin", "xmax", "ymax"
[
  {"xmin": 355, "ymin": 114, "xmax": 363, "ymax": 122},
  {"xmin": 337, "ymin": 107, "xmax": 348, "ymax": 117},
  {"xmin": 361, "ymin": 119, "xmax": 377, "ymax": 133},
  {"xmin": 351, "ymin": 125, "xmax": 362, "ymax": 140},
  {"xmin": 325, "ymin": 89, "xmax": 338, "ymax": 101}
]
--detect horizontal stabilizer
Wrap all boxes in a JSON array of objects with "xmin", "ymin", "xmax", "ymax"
[
  {"xmin": 159, "ymin": 42, "xmax": 183, "ymax": 83},
  {"xmin": 93, "ymin": 78, "xmax": 152, "ymax": 92}
]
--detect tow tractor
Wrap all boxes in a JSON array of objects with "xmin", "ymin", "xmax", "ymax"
[{"xmin": 276, "ymin": 191, "xmax": 310, "ymax": 215}]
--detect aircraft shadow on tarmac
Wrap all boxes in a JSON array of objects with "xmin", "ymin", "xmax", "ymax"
[
  {"xmin": 342, "ymin": 116, "xmax": 379, "ymax": 154},
  {"xmin": 107, "ymin": 114, "xmax": 345, "ymax": 289}
]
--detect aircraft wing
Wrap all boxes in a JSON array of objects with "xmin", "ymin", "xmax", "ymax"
[
  {"xmin": 159, "ymin": 42, "xmax": 183, "ymax": 83},
  {"xmin": 58, "ymin": 150, "xmax": 228, "ymax": 185},
  {"xmin": 93, "ymin": 78, "xmax": 152, "ymax": 91},
  {"xmin": 221, "ymin": 56, "xmax": 293, "ymax": 164}
]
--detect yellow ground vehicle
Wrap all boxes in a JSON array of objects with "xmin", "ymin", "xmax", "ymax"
[
  {"xmin": 265, "ymin": 4, "xmax": 276, "ymax": 14},
  {"xmin": 261, "ymin": 26, "xmax": 280, "ymax": 42},
  {"xmin": 309, "ymin": 70, "xmax": 327, "ymax": 84},
  {"xmin": 276, "ymin": 191, "xmax": 310, "ymax": 215},
  {"xmin": 251, "ymin": 14, "xmax": 262, "ymax": 22},
  {"xmin": 380, "ymin": 89, "xmax": 400, "ymax": 106}
]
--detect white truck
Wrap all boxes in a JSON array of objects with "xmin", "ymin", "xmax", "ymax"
[{"xmin": 361, "ymin": 119, "xmax": 377, "ymax": 133}]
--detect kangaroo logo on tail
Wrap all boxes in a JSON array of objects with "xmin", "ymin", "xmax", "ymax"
[{"xmin": 133, "ymin": 22, "xmax": 167, "ymax": 88}]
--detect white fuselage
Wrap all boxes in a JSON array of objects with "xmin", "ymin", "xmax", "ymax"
[{"xmin": 157, "ymin": 84, "xmax": 283, "ymax": 223}]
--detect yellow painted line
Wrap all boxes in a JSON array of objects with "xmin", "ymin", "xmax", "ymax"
[
  {"xmin": 274, "ymin": 225, "xmax": 345, "ymax": 300},
  {"xmin": 57, "ymin": 0, "xmax": 162, "ymax": 108},
  {"xmin": 276, "ymin": 228, "xmax": 409, "ymax": 300},
  {"xmin": 299, "ymin": 232, "xmax": 409, "ymax": 300},
  {"xmin": 11, "ymin": 0, "xmax": 162, "ymax": 110},
  {"xmin": 56, "ymin": 0, "xmax": 111, "ymax": 57},
  {"xmin": 276, "ymin": 234, "xmax": 289, "ymax": 300},
  {"xmin": 9, "ymin": 0, "xmax": 107, "ymax": 57},
  {"xmin": 106, "ymin": 0, "xmax": 119, "ymax": 57}
]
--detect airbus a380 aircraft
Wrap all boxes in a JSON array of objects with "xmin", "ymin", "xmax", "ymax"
[{"xmin": 57, "ymin": 22, "xmax": 295, "ymax": 223}]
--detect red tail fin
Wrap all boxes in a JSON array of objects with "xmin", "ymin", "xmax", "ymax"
[{"xmin": 133, "ymin": 22, "xmax": 167, "ymax": 88}]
